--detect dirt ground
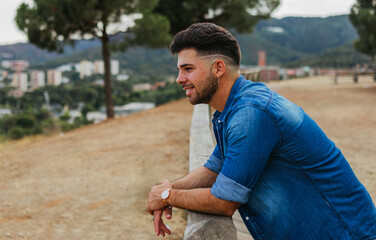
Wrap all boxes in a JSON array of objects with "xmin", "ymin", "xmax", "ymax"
[
  {"xmin": 0, "ymin": 75, "xmax": 375, "ymax": 240},
  {"xmin": 0, "ymin": 99, "xmax": 193, "ymax": 240}
]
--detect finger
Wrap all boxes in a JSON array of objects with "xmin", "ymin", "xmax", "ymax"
[
  {"xmin": 164, "ymin": 206, "xmax": 172, "ymax": 219},
  {"xmin": 159, "ymin": 220, "xmax": 171, "ymax": 235},
  {"xmin": 153, "ymin": 210, "xmax": 163, "ymax": 235}
]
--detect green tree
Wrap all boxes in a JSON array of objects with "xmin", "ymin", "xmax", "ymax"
[
  {"xmin": 350, "ymin": 0, "xmax": 376, "ymax": 80},
  {"xmin": 15, "ymin": 0, "xmax": 171, "ymax": 119},
  {"xmin": 154, "ymin": 0, "xmax": 280, "ymax": 35}
]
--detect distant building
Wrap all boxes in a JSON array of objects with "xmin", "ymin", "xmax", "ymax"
[
  {"xmin": 133, "ymin": 83, "xmax": 152, "ymax": 92},
  {"xmin": 258, "ymin": 66, "xmax": 279, "ymax": 82},
  {"xmin": 93, "ymin": 59, "xmax": 119, "ymax": 75},
  {"xmin": 113, "ymin": 102, "xmax": 155, "ymax": 116},
  {"xmin": 0, "ymin": 70, "xmax": 8, "ymax": 79},
  {"xmin": 47, "ymin": 70, "xmax": 62, "ymax": 86},
  {"xmin": 151, "ymin": 82, "xmax": 166, "ymax": 90},
  {"xmin": 117, "ymin": 74, "xmax": 129, "ymax": 81},
  {"xmin": 1, "ymin": 60, "xmax": 12, "ymax": 69},
  {"xmin": 1, "ymin": 60, "xmax": 29, "ymax": 71},
  {"xmin": 8, "ymin": 89, "xmax": 24, "ymax": 98},
  {"xmin": 30, "ymin": 70, "xmax": 45, "ymax": 90},
  {"xmin": 12, "ymin": 72, "xmax": 28, "ymax": 91},
  {"xmin": 92, "ymin": 79, "xmax": 104, "ymax": 86},
  {"xmin": 62, "ymin": 77, "xmax": 70, "ymax": 84},
  {"xmin": 240, "ymin": 65, "xmax": 280, "ymax": 82},
  {"xmin": 67, "ymin": 110, "xmax": 82, "ymax": 124},
  {"xmin": 286, "ymin": 69, "xmax": 296, "ymax": 78},
  {"xmin": 94, "ymin": 60, "xmax": 104, "ymax": 74},
  {"xmin": 258, "ymin": 51, "xmax": 266, "ymax": 67},
  {"xmin": 87, "ymin": 111, "xmax": 107, "ymax": 124},
  {"xmin": 111, "ymin": 60, "xmax": 119, "ymax": 75},
  {"xmin": 0, "ymin": 109, "xmax": 11, "ymax": 117},
  {"xmin": 13, "ymin": 60, "xmax": 30, "ymax": 72},
  {"xmin": 79, "ymin": 60, "xmax": 94, "ymax": 79},
  {"xmin": 278, "ymin": 68, "xmax": 288, "ymax": 80}
]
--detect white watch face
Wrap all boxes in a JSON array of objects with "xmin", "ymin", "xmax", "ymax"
[{"xmin": 161, "ymin": 189, "xmax": 170, "ymax": 199}]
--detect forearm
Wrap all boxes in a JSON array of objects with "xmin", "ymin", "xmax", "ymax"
[
  {"xmin": 167, "ymin": 188, "xmax": 239, "ymax": 216},
  {"xmin": 171, "ymin": 166, "xmax": 218, "ymax": 190}
]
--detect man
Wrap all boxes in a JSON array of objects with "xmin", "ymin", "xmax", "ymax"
[{"xmin": 147, "ymin": 23, "xmax": 376, "ymax": 239}]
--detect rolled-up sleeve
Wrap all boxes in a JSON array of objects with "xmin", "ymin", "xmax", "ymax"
[
  {"xmin": 211, "ymin": 105, "xmax": 281, "ymax": 203},
  {"xmin": 211, "ymin": 172, "xmax": 251, "ymax": 203},
  {"xmin": 204, "ymin": 145, "xmax": 223, "ymax": 174}
]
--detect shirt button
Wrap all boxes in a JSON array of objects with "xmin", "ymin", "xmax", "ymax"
[
  {"xmin": 245, "ymin": 216, "xmax": 249, "ymax": 221},
  {"xmin": 217, "ymin": 120, "xmax": 221, "ymax": 123}
]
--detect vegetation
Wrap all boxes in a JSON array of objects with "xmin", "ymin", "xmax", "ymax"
[
  {"xmin": 154, "ymin": 0, "xmax": 280, "ymax": 35},
  {"xmin": 15, "ymin": 0, "xmax": 171, "ymax": 119},
  {"xmin": 283, "ymin": 44, "xmax": 371, "ymax": 68},
  {"xmin": 0, "ymin": 109, "xmax": 53, "ymax": 140},
  {"xmin": 1, "ymin": 78, "xmax": 184, "ymax": 111},
  {"xmin": 350, "ymin": 0, "xmax": 376, "ymax": 79},
  {"xmin": 0, "ymin": 79, "xmax": 185, "ymax": 141},
  {"xmin": 14, "ymin": 0, "xmax": 282, "ymax": 120}
]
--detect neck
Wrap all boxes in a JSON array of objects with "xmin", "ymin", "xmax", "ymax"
[{"xmin": 209, "ymin": 72, "xmax": 239, "ymax": 112}]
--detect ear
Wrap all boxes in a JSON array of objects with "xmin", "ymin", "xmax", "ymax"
[{"xmin": 212, "ymin": 60, "xmax": 226, "ymax": 78}]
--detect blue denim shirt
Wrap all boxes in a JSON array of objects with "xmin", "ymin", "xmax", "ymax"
[{"xmin": 204, "ymin": 76, "xmax": 376, "ymax": 240}]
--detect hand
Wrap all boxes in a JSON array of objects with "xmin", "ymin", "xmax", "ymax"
[
  {"xmin": 153, "ymin": 206, "xmax": 173, "ymax": 236},
  {"xmin": 147, "ymin": 179, "xmax": 172, "ymax": 214}
]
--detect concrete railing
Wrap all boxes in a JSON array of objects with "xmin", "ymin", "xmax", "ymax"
[{"xmin": 183, "ymin": 104, "xmax": 237, "ymax": 240}]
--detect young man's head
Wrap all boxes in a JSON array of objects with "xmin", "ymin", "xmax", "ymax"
[
  {"xmin": 171, "ymin": 23, "xmax": 241, "ymax": 107},
  {"xmin": 170, "ymin": 22, "xmax": 241, "ymax": 69}
]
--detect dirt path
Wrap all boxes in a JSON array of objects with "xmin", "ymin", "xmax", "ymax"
[
  {"xmin": 0, "ymin": 98, "xmax": 193, "ymax": 240},
  {"xmin": 0, "ymin": 75, "xmax": 375, "ymax": 240}
]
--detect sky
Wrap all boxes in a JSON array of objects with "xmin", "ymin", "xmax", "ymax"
[{"xmin": 0, "ymin": 0, "xmax": 357, "ymax": 45}]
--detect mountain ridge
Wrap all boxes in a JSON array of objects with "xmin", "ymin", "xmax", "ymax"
[{"xmin": 0, "ymin": 14, "xmax": 370, "ymax": 74}]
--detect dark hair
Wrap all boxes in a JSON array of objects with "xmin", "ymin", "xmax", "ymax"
[{"xmin": 170, "ymin": 23, "xmax": 241, "ymax": 66}]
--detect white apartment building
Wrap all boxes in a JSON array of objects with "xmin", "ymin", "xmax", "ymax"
[
  {"xmin": 79, "ymin": 60, "xmax": 94, "ymax": 79},
  {"xmin": 0, "ymin": 70, "xmax": 8, "ymax": 81},
  {"xmin": 111, "ymin": 60, "xmax": 119, "ymax": 75},
  {"xmin": 93, "ymin": 59, "xmax": 119, "ymax": 75},
  {"xmin": 94, "ymin": 60, "xmax": 104, "ymax": 74},
  {"xmin": 47, "ymin": 70, "xmax": 62, "ymax": 86},
  {"xmin": 12, "ymin": 72, "xmax": 28, "ymax": 91},
  {"xmin": 30, "ymin": 70, "xmax": 45, "ymax": 90}
]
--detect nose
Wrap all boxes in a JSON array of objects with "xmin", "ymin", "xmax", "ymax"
[{"xmin": 176, "ymin": 72, "xmax": 185, "ymax": 85}]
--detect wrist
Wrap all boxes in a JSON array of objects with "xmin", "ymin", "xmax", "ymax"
[
  {"xmin": 161, "ymin": 186, "xmax": 172, "ymax": 204},
  {"xmin": 166, "ymin": 188, "xmax": 175, "ymax": 206}
]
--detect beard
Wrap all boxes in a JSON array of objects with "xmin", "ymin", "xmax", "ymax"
[{"xmin": 189, "ymin": 72, "xmax": 219, "ymax": 105}]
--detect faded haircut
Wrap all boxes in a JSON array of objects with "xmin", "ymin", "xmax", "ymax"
[{"xmin": 170, "ymin": 23, "xmax": 241, "ymax": 67}]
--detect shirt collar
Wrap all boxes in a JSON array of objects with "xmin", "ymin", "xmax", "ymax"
[{"xmin": 213, "ymin": 75, "xmax": 247, "ymax": 122}]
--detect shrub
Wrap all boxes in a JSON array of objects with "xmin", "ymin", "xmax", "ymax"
[
  {"xmin": 16, "ymin": 115, "xmax": 36, "ymax": 129},
  {"xmin": 8, "ymin": 127, "xmax": 25, "ymax": 140}
]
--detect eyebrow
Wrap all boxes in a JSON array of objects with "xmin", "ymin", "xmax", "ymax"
[{"xmin": 177, "ymin": 63, "xmax": 194, "ymax": 69}]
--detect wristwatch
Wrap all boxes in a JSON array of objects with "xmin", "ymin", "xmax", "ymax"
[{"xmin": 161, "ymin": 187, "xmax": 172, "ymax": 202}]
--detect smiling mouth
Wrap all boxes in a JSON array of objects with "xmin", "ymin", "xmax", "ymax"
[{"xmin": 183, "ymin": 85, "xmax": 195, "ymax": 96}]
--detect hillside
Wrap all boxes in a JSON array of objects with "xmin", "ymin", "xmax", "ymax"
[
  {"xmin": 0, "ymin": 98, "xmax": 193, "ymax": 239},
  {"xmin": 0, "ymin": 14, "xmax": 370, "ymax": 76}
]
